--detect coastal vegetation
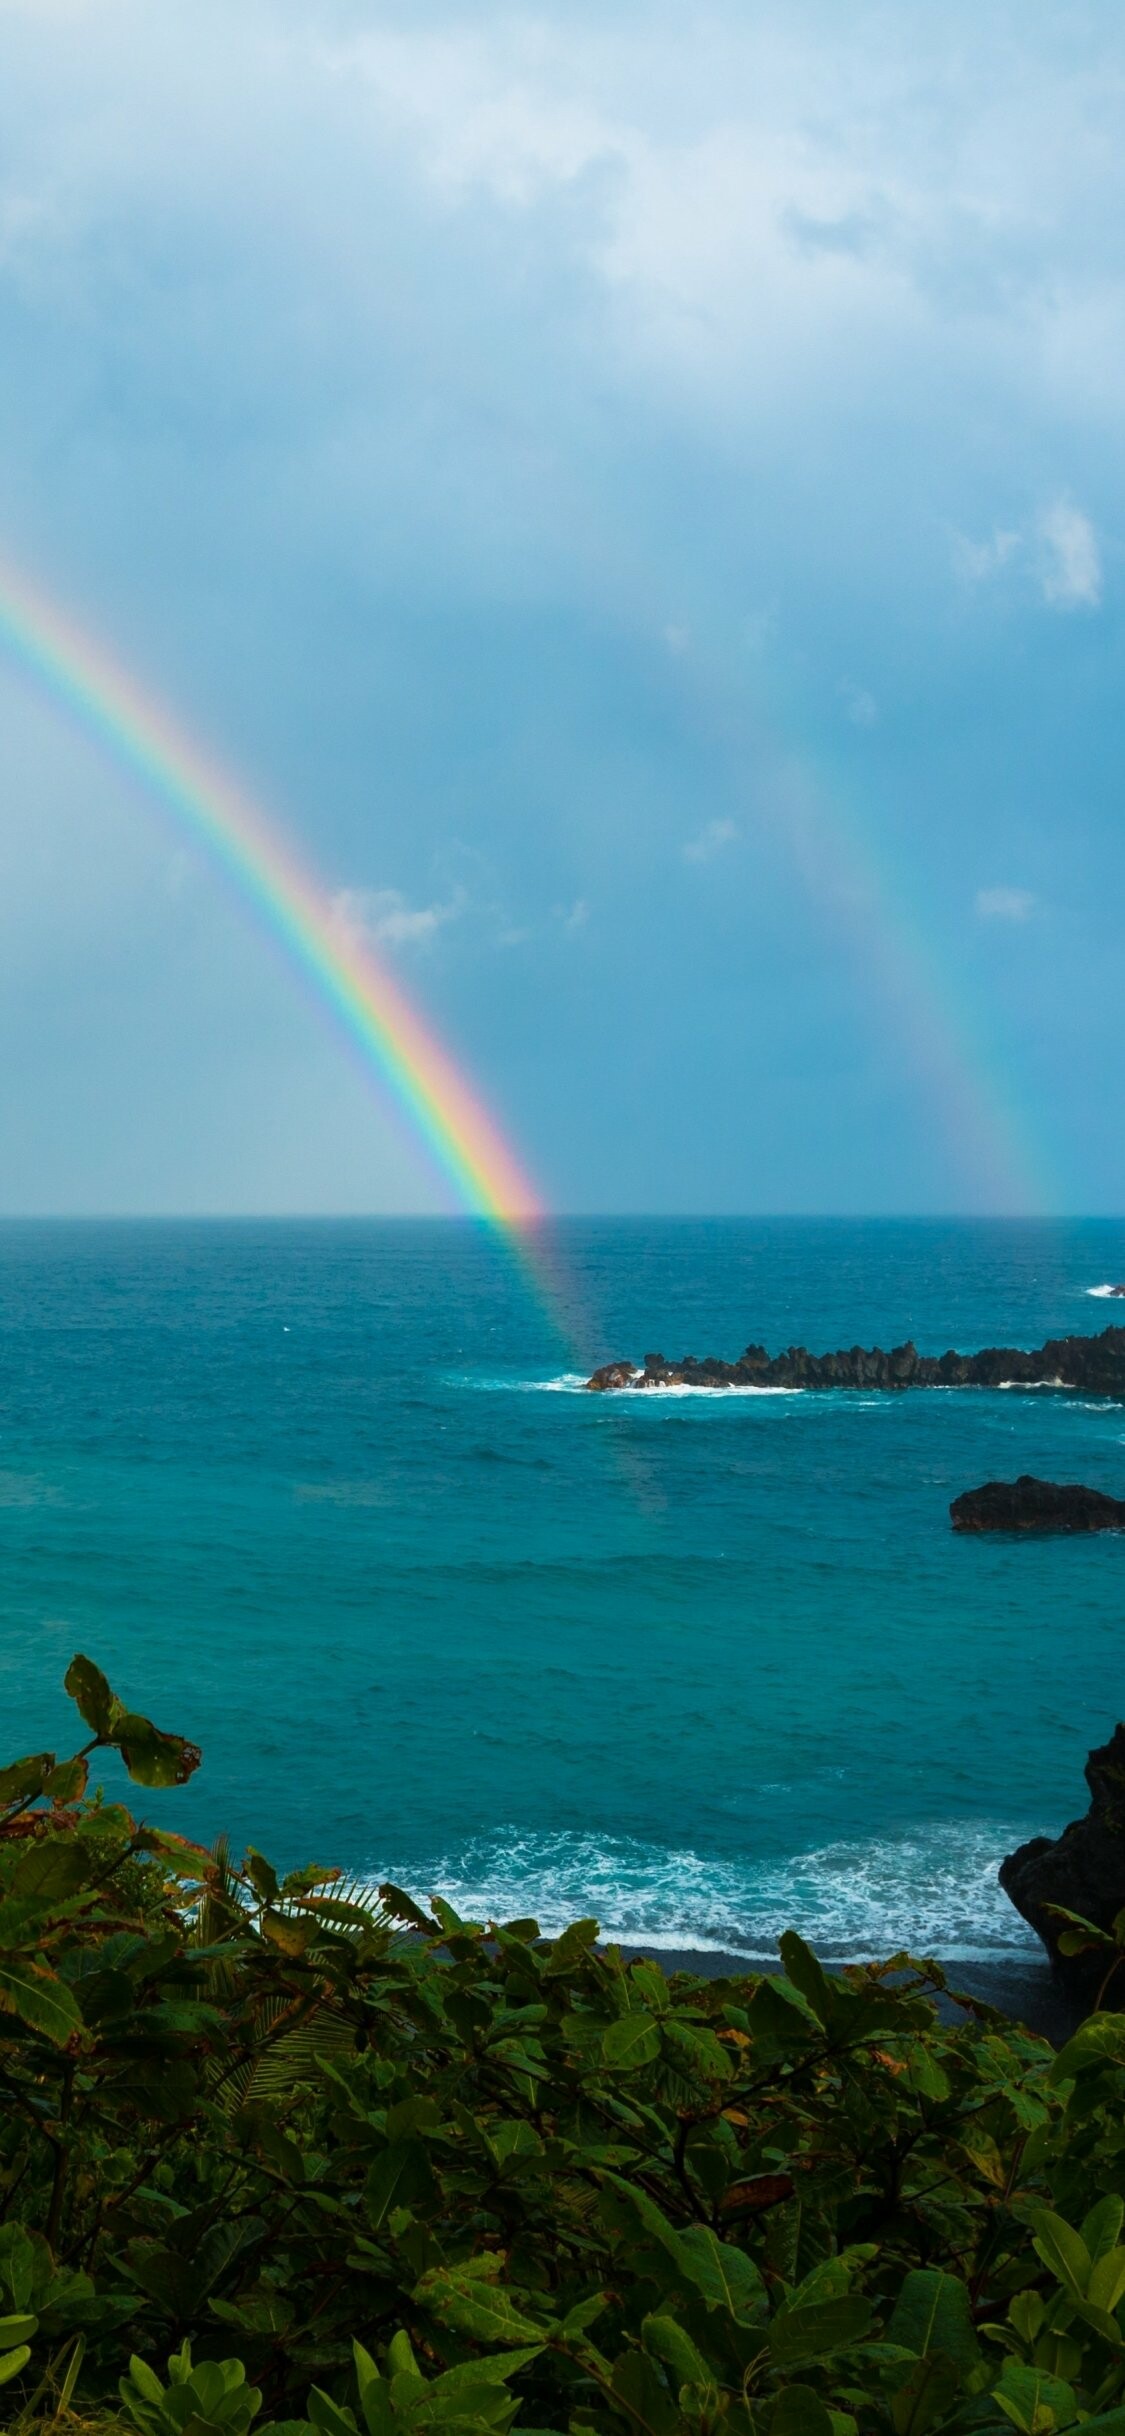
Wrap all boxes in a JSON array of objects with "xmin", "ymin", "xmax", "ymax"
[{"xmin": 5, "ymin": 1663, "xmax": 1125, "ymax": 2435}]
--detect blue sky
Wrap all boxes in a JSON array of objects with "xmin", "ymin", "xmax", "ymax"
[{"xmin": 0, "ymin": 0, "xmax": 1121, "ymax": 1214}]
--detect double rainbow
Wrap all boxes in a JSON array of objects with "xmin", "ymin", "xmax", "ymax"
[{"xmin": 0, "ymin": 556, "xmax": 542, "ymax": 1227}]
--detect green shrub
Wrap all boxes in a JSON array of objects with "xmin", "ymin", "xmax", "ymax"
[{"xmin": 3, "ymin": 1657, "xmax": 1125, "ymax": 2435}]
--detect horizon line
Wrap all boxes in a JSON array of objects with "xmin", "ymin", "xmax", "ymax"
[{"xmin": 0, "ymin": 1211, "xmax": 1119, "ymax": 1227}]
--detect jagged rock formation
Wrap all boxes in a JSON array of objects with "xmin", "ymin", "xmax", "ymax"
[
  {"xmin": 584, "ymin": 1326, "xmax": 1125, "ymax": 1395},
  {"xmin": 951, "ymin": 1476, "xmax": 1125, "ymax": 1532},
  {"xmin": 1002, "ymin": 1729, "xmax": 1125, "ymax": 2002}
]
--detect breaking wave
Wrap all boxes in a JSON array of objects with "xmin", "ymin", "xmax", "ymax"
[
  {"xmin": 469, "ymin": 1373, "xmax": 804, "ymax": 1397},
  {"xmin": 375, "ymin": 1821, "xmax": 1042, "ymax": 1963}
]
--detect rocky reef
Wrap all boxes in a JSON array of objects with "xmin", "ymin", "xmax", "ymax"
[
  {"xmin": 951, "ymin": 1475, "xmax": 1125, "ymax": 1532},
  {"xmin": 1002, "ymin": 1729, "xmax": 1125, "ymax": 2004},
  {"xmin": 584, "ymin": 1325, "xmax": 1125, "ymax": 1395}
]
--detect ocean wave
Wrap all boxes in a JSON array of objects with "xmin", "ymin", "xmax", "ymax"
[
  {"xmin": 470, "ymin": 1374, "xmax": 805, "ymax": 1398},
  {"xmin": 371, "ymin": 1821, "xmax": 1041, "ymax": 1962},
  {"xmin": 586, "ymin": 1381, "xmax": 802, "ymax": 1399}
]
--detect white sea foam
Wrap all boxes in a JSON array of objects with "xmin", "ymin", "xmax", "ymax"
[
  {"xmin": 370, "ymin": 1822, "xmax": 1041, "ymax": 1962},
  {"xmin": 1087, "ymin": 1284, "xmax": 1124, "ymax": 1299},
  {"xmin": 590, "ymin": 1381, "xmax": 802, "ymax": 1399},
  {"xmin": 478, "ymin": 1374, "xmax": 805, "ymax": 1398}
]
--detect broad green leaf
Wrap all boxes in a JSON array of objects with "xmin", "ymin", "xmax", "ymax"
[
  {"xmin": 601, "ymin": 2172, "xmax": 764, "ymax": 2322},
  {"xmin": 1009, "ymin": 2295, "xmax": 1046, "ymax": 2347},
  {"xmin": 902, "ymin": 2044, "xmax": 950, "ymax": 2102},
  {"xmin": 542, "ymin": 1918, "xmax": 598, "ymax": 1975},
  {"xmin": 602, "ymin": 2010, "xmax": 661, "ymax": 2069},
  {"xmin": 673, "ymin": 2224, "xmax": 766, "ymax": 2322},
  {"xmin": 378, "ymin": 1882, "xmax": 432, "ymax": 1931},
  {"xmin": 134, "ymin": 1826, "xmax": 212, "ymax": 1875},
  {"xmin": 629, "ymin": 1960, "xmax": 671, "ymax": 2014},
  {"xmin": 0, "ymin": 1897, "xmax": 67, "ymax": 1952},
  {"xmin": 559, "ymin": 2292, "xmax": 610, "ymax": 2342},
  {"xmin": 428, "ymin": 1896, "xmax": 469, "ymax": 1939},
  {"xmin": 244, "ymin": 1847, "xmax": 280, "ymax": 1903},
  {"xmin": 887, "ymin": 2269, "xmax": 980, "ymax": 2370},
  {"xmin": 124, "ymin": 2354, "xmax": 165, "ymax": 2403},
  {"xmin": 789, "ymin": 2261, "xmax": 850, "ymax": 2308},
  {"xmin": 610, "ymin": 2347, "xmax": 682, "ymax": 2436},
  {"xmin": 769, "ymin": 2298, "xmax": 873, "ymax": 2369},
  {"xmin": 365, "ymin": 2142, "xmax": 432, "ymax": 2229},
  {"xmin": 261, "ymin": 1910, "xmax": 312, "ymax": 1956},
  {"xmin": 64, "ymin": 1654, "xmax": 122, "ymax": 1737},
  {"xmin": 308, "ymin": 2389, "xmax": 360, "ymax": 2436},
  {"xmin": 0, "ymin": 2345, "xmax": 31, "ymax": 2388},
  {"xmin": 414, "ymin": 2266, "xmax": 550, "ymax": 2349},
  {"xmin": 9, "ymin": 1839, "xmax": 90, "ymax": 1900},
  {"xmin": 778, "ymin": 1931, "xmax": 836, "ymax": 2026},
  {"xmin": 659, "ymin": 2018, "xmax": 731, "ymax": 2080},
  {"xmin": 770, "ymin": 2387, "xmax": 835, "ymax": 2436},
  {"xmin": 44, "ymin": 1755, "xmax": 88, "ymax": 1803},
  {"xmin": 1084, "ymin": 2196, "xmax": 1125, "ymax": 2263},
  {"xmin": 994, "ymin": 2359, "xmax": 1077, "ymax": 2436},
  {"xmin": 115, "ymin": 1713, "xmax": 202, "ymax": 1789},
  {"xmin": 0, "ymin": 1957, "xmax": 83, "ymax": 2045},
  {"xmin": 1031, "ymin": 2210, "xmax": 1091, "ymax": 2303},
  {"xmin": 642, "ymin": 2312, "xmax": 715, "ymax": 2392},
  {"xmin": 0, "ymin": 2315, "xmax": 37, "ymax": 2348},
  {"xmin": 0, "ymin": 1753, "xmax": 54, "ymax": 1804},
  {"xmin": 889, "ymin": 2355, "xmax": 960, "ymax": 2436},
  {"xmin": 1088, "ymin": 2246, "xmax": 1125, "ymax": 2316},
  {"xmin": 1051, "ymin": 2017, "xmax": 1125, "ymax": 2082},
  {"xmin": 422, "ymin": 2348, "xmax": 544, "ymax": 2392}
]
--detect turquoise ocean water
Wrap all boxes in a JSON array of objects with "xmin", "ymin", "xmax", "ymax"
[{"xmin": 2, "ymin": 1216, "xmax": 1123, "ymax": 1962}]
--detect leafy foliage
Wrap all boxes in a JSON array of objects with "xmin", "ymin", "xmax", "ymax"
[{"xmin": 5, "ymin": 1660, "xmax": 1125, "ymax": 2436}]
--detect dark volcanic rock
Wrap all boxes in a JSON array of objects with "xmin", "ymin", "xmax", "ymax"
[
  {"xmin": 1001, "ymin": 1729, "xmax": 1125, "ymax": 2002},
  {"xmin": 951, "ymin": 1475, "xmax": 1125, "ymax": 1533},
  {"xmin": 582, "ymin": 1325, "xmax": 1125, "ymax": 1396}
]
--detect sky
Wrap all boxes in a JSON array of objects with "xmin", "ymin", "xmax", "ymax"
[{"xmin": 0, "ymin": 0, "xmax": 1122, "ymax": 1216}]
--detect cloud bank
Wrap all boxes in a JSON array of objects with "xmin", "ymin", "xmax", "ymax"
[{"xmin": 0, "ymin": 0, "xmax": 1120, "ymax": 1211}]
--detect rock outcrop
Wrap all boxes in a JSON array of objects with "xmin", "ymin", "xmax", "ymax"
[
  {"xmin": 1001, "ymin": 1729, "xmax": 1125, "ymax": 2002},
  {"xmin": 584, "ymin": 1326, "xmax": 1125, "ymax": 1395},
  {"xmin": 951, "ymin": 1476, "xmax": 1125, "ymax": 1533}
]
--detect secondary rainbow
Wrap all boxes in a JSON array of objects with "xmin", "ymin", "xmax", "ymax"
[{"xmin": 0, "ymin": 553, "xmax": 543, "ymax": 1229}]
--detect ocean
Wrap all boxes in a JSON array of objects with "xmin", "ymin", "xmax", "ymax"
[{"xmin": 1, "ymin": 1215, "xmax": 1123, "ymax": 1967}]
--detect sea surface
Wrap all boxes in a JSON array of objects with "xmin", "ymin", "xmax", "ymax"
[{"xmin": 2, "ymin": 1216, "xmax": 1124, "ymax": 1965}]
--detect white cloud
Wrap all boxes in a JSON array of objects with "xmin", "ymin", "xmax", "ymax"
[
  {"xmin": 1039, "ymin": 497, "xmax": 1101, "ymax": 608},
  {"xmin": 838, "ymin": 679, "xmax": 877, "ymax": 728},
  {"xmin": 684, "ymin": 817, "xmax": 737, "ymax": 864},
  {"xmin": 952, "ymin": 527, "xmax": 1021, "ymax": 583},
  {"xmin": 663, "ymin": 623, "xmax": 690, "ymax": 654},
  {"xmin": 952, "ymin": 503, "xmax": 1101, "ymax": 609},
  {"xmin": 330, "ymin": 885, "xmax": 461, "ymax": 952},
  {"xmin": 557, "ymin": 896, "xmax": 590, "ymax": 931},
  {"xmin": 974, "ymin": 886, "xmax": 1036, "ymax": 922}
]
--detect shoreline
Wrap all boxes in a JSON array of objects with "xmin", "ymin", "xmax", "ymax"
[{"xmin": 616, "ymin": 1944, "xmax": 1080, "ymax": 2043}]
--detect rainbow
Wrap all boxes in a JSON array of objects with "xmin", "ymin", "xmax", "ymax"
[
  {"xmin": 0, "ymin": 553, "xmax": 543, "ymax": 1228},
  {"xmin": 670, "ymin": 638, "xmax": 1053, "ymax": 1216}
]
